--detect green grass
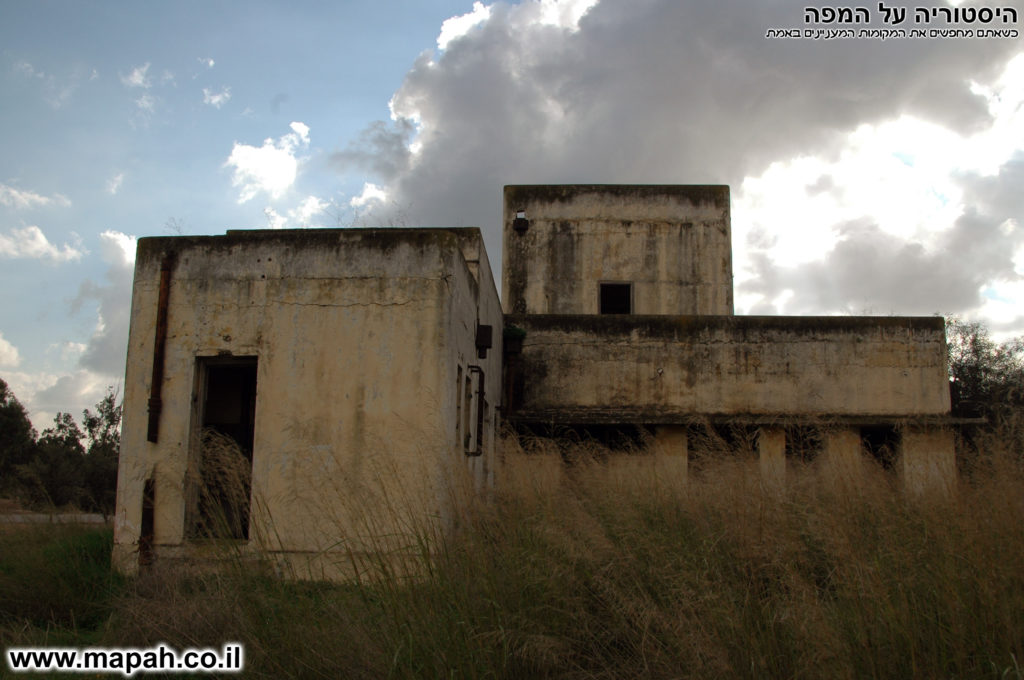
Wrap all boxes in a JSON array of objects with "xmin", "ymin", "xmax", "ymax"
[
  {"xmin": 0, "ymin": 524, "xmax": 124, "ymax": 645},
  {"xmin": 2, "ymin": 432, "xmax": 1023, "ymax": 679}
]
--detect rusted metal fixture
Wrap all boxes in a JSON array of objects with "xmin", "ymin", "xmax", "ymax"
[{"xmin": 147, "ymin": 253, "xmax": 175, "ymax": 442}]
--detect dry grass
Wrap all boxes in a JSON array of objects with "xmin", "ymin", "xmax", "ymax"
[{"xmin": 3, "ymin": 426, "xmax": 1023, "ymax": 679}]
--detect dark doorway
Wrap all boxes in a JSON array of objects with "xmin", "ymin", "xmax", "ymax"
[
  {"xmin": 600, "ymin": 282, "xmax": 632, "ymax": 314},
  {"xmin": 192, "ymin": 357, "xmax": 257, "ymax": 539},
  {"xmin": 861, "ymin": 425, "xmax": 899, "ymax": 470}
]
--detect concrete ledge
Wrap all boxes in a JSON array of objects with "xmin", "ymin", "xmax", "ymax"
[
  {"xmin": 506, "ymin": 313, "xmax": 945, "ymax": 336},
  {"xmin": 507, "ymin": 410, "xmax": 972, "ymax": 427},
  {"xmin": 506, "ymin": 313, "xmax": 951, "ymax": 418}
]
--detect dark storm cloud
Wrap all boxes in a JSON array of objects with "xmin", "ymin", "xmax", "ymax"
[
  {"xmin": 743, "ymin": 153, "xmax": 1024, "ymax": 316},
  {"xmin": 333, "ymin": 0, "xmax": 1021, "ymax": 288},
  {"xmin": 331, "ymin": 119, "xmax": 417, "ymax": 181},
  {"xmin": 744, "ymin": 220, "xmax": 983, "ymax": 315}
]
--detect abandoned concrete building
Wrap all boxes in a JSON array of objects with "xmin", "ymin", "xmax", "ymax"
[{"xmin": 113, "ymin": 184, "xmax": 959, "ymax": 577}]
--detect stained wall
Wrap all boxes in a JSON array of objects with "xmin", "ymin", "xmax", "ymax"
[
  {"xmin": 502, "ymin": 185, "xmax": 733, "ymax": 316},
  {"xmin": 506, "ymin": 314, "xmax": 951, "ymax": 423},
  {"xmin": 113, "ymin": 228, "xmax": 502, "ymax": 578}
]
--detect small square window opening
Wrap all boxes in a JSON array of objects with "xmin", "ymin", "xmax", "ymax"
[{"xmin": 600, "ymin": 282, "xmax": 632, "ymax": 314}]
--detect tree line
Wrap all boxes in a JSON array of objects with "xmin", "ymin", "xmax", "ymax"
[
  {"xmin": 947, "ymin": 319, "xmax": 1024, "ymax": 416},
  {"xmin": 0, "ymin": 380, "xmax": 120, "ymax": 515},
  {"xmin": 946, "ymin": 319, "xmax": 1024, "ymax": 462}
]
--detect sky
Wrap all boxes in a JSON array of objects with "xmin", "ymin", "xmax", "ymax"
[{"xmin": 1, "ymin": 0, "xmax": 1022, "ymax": 431}]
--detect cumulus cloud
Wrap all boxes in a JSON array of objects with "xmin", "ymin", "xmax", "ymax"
[
  {"xmin": 120, "ymin": 62, "xmax": 151, "ymax": 88},
  {"xmin": 1, "ymin": 370, "xmax": 56, "ymax": 429},
  {"xmin": 331, "ymin": 0, "xmax": 1023, "ymax": 332},
  {"xmin": 51, "ymin": 341, "xmax": 87, "ymax": 363},
  {"xmin": 203, "ymin": 86, "xmax": 231, "ymax": 108},
  {"xmin": 74, "ymin": 231, "xmax": 136, "ymax": 377},
  {"xmin": 437, "ymin": 1, "xmax": 493, "ymax": 50},
  {"xmin": 437, "ymin": 0, "xmax": 596, "ymax": 50},
  {"xmin": 6, "ymin": 366, "xmax": 121, "ymax": 430},
  {"xmin": 97, "ymin": 229, "xmax": 137, "ymax": 267},
  {"xmin": 350, "ymin": 182, "xmax": 387, "ymax": 208},
  {"xmin": 740, "ymin": 152, "xmax": 1024, "ymax": 317},
  {"xmin": 0, "ymin": 332, "xmax": 20, "ymax": 369},
  {"xmin": 263, "ymin": 195, "xmax": 328, "ymax": 229},
  {"xmin": 0, "ymin": 183, "xmax": 71, "ymax": 210},
  {"xmin": 731, "ymin": 58, "xmax": 1024, "ymax": 320},
  {"xmin": 289, "ymin": 121, "xmax": 310, "ymax": 143},
  {"xmin": 6, "ymin": 232, "xmax": 134, "ymax": 428},
  {"xmin": 263, "ymin": 207, "xmax": 287, "ymax": 230},
  {"xmin": 332, "ymin": 119, "xmax": 417, "ymax": 182},
  {"xmin": 292, "ymin": 195, "xmax": 327, "ymax": 224},
  {"xmin": 346, "ymin": 0, "xmax": 1015, "ymax": 215},
  {"xmin": 0, "ymin": 226, "xmax": 83, "ymax": 262},
  {"xmin": 533, "ymin": 0, "xmax": 600, "ymax": 29},
  {"xmin": 30, "ymin": 370, "xmax": 111, "ymax": 428},
  {"xmin": 225, "ymin": 122, "xmax": 311, "ymax": 203}
]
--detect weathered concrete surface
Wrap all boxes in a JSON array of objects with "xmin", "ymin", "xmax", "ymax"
[
  {"xmin": 502, "ymin": 185, "xmax": 733, "ymax": 316},
  {"xmin": 506, "ymin": 314, "xmax": 951, "ymax": 422},
  {"xmin": 900, "ymin": 426, "xmax": 957, "ymax": 496},
  {"xmin": 445, "ymin": 230, "xmax": 504, "ymax": 495},
  {"xmin": 594, "ymin": 426, "xmax": 689, "ymax": 497},
  {"xmin": 652, "ymin": 425, "xmax": 688, "ymax": 484},
  {"xmin": 113, "ymin": 183, "xmax": 965, "ymax": 577},
  {"xmin": 821, "ymin": 427, "xmax": 865, "ymax": 489},
  {"xmin": 113, "ymin": 228, "xmax": 502, "ymax": 576},
  {"xmin": 654, "ymin": 426, "xmax": 688, "ymax": 458}
]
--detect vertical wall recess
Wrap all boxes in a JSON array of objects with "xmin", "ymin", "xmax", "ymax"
[
  {"xmin": 147, "ymin": 253, "xmax": 175, "ymax": 442},
  {"xmin": 139, "ymin": 478, "xmax": 155, "ymax": 567},
  {"xmin": 475, "ymin": 324, "xmax": 493, "ymax": 359},
  {"xmin": 467, "ymin": 366, "xmax": 485, "ymax": 456}
]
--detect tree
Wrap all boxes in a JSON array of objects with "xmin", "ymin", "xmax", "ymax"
[
  {"xmin": 81, "ymin": 387, "xmax": 121, "ymax": 514},
  {"xmin": 0, "ymin": 378, "xmax": 37, "ymax": 489},
  {"xmin": 947, "ymin": 319, "xmax": 1024, "ymax": 417},
  {"xmin": 20, "ymin": 412, "xmax": 87, "ymax": 508},
  {"xmin": 946, "ymin": 319, "xmax": 1024, "ymax": 460},
  {"xmin": 4, "ymin": 385, "xmax": 122, "ymax": 513}
]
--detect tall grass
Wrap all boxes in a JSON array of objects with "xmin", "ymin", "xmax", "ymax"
[
  {"xmin": 3, "ymin": 427, "xmax": 1023, "ymax": 679},
  {"xmin": 0, "ymin": 524, "xmax": 123, "ymax": 644}
]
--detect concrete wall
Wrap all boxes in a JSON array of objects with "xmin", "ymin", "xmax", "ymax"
[
  {"xmin": 502, "ymin": 185, "xmax": 733, "ymax": 316},
  {"xmin": 757, "ymin": 427, "xmax": 786, "ymax": 491},
  {"xmin": 441, "ymin": 230, "xmax": 505, "ymax": 496},
  {"xmin": 751, "ymin": 424, "xmax": 956, "ymax": 496},
  {"xmin": 505, "ymin": 314, "xmax": 951, "ymax": 422},
  {"xmin": 900, "ymin": 426, "xmax": 957, "ymax": 496},
  {"xmin": 113, "ymin": 228, "xmax": 501, "ymax": 578}
]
